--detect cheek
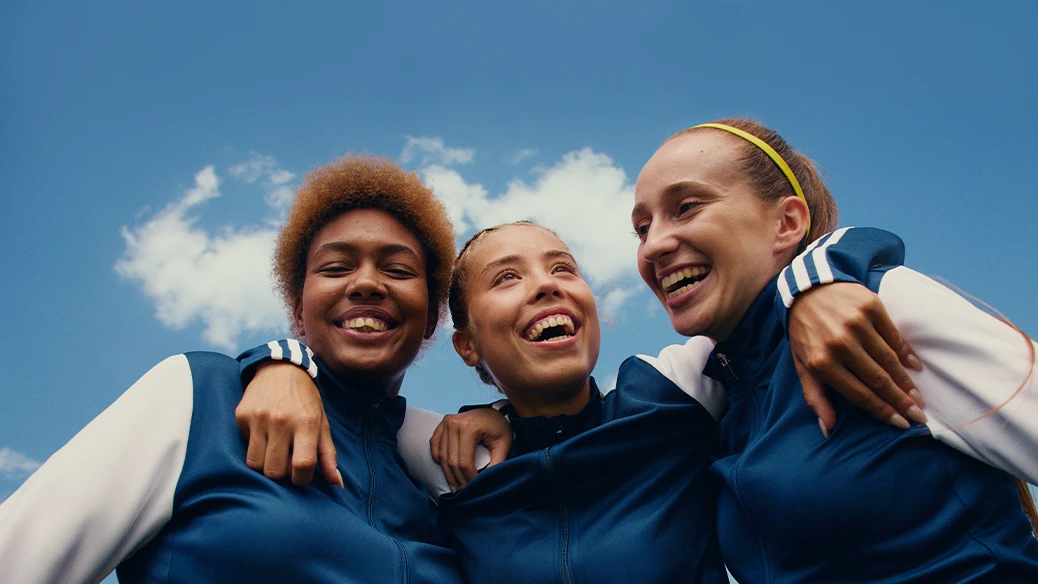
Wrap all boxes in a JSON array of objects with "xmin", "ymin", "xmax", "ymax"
[{"xmin": 636, "ymin": 255, "xmax": 657, "ymax": 290}]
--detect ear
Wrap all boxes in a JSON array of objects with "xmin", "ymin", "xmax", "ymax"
[
  {"xmin": 293, "ymin": 301, "xmax": 306, "ymax": 337},
  {"xmin": 773, "ymin": 195, "xmax": 810, "ymax": 254},
  {"xmin": 424, "ymin": 303, "xmax": 439, "ymax": 339},
  {"xmin": 452, "ymin": 329, "xmax": 482, "ymax": 367}
]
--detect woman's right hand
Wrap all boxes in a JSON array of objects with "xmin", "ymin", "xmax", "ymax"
[
  {"xmin": 430, "ymin": 408, "xmax": 513, "ymax": 492},
  {"xmin": 234, "ymin": 362, "xmax": 343, "ymax": 488}
]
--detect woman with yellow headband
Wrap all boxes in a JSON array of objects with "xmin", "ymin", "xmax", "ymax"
[{"xmin": 633, "ymin": 118, "xmax": 1038, "ymax": 582}]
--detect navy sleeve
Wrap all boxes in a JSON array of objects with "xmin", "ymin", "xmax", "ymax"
[
  {"xmin": 236, "ymin": 339, "xmax": 318, "ymax": 386},
  {"xmin": 775, "ymin": 227, "xmax": 906, "ymax": 327}
]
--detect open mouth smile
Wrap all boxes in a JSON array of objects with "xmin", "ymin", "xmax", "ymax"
[
  {"xmin": 342, "ymin": 317, "xmax": 391, "ymax": 332},
  {"xmin": 525, "ymin": 314, "xmax": 576, "ymax": 342},
  {"xmin": 661, "ymin": 266, "xmax": 710, "ymax": 299}
]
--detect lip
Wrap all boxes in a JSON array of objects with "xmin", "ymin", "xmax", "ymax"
[{"xmin": 335, "ymin": 306, "xmax": 400, "ymax": 339}]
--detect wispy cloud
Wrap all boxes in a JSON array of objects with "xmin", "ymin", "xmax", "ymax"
[
  {"xmin": 0, "ymin": 447, "xmax": 41, "ymax": 478},
  {"xmin": 507, "ymin": 148, "xmax": 538, "ymax": 165},
  {"xmin": 115, "ymin": 158, "xmax": 293, "ymax": 350},
  {"xmin": 401, "ymin": 136, "xmax": 475, "ymax": 167}
]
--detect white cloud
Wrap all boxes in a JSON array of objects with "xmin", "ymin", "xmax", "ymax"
[
  {"xmin": 229, "ymin": 153, "xmax": 298, "ymax": 217},
  {"xmin": 401, "ymin": 136, "xmax": 475, "ymax": 167},
  {"xmin": 418, "ymin": 144, "xmax": 640, "ymax": 289},
  {"xmin": 599, "ymin": 285, "xmax": 640, "ymax": 318},
  {"xmin": 0, "ymin": 447, "xmax": 41, "ymax": 478},
  {"xmin": 507, "ymin": 148, "xmax": 538, "ymax": 165},
  {"xmin": 120, "ymin": 140, "xmax": 647, "ymax": 349},
  {"xmin": 115, "ymin": 163, "xmax": 292, "ymax": 351}
]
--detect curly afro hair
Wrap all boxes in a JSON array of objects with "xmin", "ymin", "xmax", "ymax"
[{"xmin": 274, "ymin": 154, "xmax": 456, "ymax": 334}]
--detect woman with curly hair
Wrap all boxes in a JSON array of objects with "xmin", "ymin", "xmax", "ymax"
[{"xmin": 0, "ymin": 155, "xmax": 471, "ymax": 584}]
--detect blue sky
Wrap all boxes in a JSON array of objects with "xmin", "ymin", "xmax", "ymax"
[{"xmin": 2, "ymin": 0, "xmax": 1036, "ymax": 578}]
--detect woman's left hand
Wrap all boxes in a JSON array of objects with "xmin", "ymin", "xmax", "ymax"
[
  {"xmin": 789, "ymin": 282, "xmax": 926, "ymax": 436},
  {"xmin": 430, "ymin": 408, "xmax": 513, "ymax": 492}
]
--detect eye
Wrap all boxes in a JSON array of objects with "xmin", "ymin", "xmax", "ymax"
[
  {"xmin": 317, "ymin": 263, "xmax": 351, "ymax": 275},
  {"xmin": 492, "ymin": 271, "xmax": 519, "ymax": 286},
  {"xmin": 384, "ymin": 265, "xmax": 419, "ymax": 279},
  {"xmin": 552, "ymin": 262, "xmax": 578, "ymax": 276},
  {"xmin": 632, "ymin": 221, "xmax": 650, "ymax": 242},
  {"xmin": 677, "ymin": 199, "xmax": 701, "ymax": 216}
]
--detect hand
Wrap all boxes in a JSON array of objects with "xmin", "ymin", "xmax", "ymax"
[
  {"xmin": 430, "ymin": 408, "xmax": 513, "ymax": 492},
  {"xmin": 788, "ymin": 282, "xmax": 926, "ymax": 435},
  {"xmin": 234, "ymin": 362, "xmax": 343, "ymax": 488}
]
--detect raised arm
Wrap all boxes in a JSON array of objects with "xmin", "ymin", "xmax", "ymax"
[
  {"xmin": 0, "ymin": 356, "xmax": 193, "ymax": 584},
  {"xmin": 235, "ymin": 340, "xmax": 506, "ymax": 494},
  {"xmin": 236, "ymin": 340, "xmax": 340, "ymax": 488}
]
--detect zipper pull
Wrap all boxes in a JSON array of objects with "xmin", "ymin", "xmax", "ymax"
[{"xmin": 717, "ymin": 352, "xmax": 739, "ymax": 381}]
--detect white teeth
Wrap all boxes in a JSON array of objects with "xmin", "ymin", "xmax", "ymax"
[
  {"xmin": 526, "ymin": 314, "xmax": 576, "ymax": 341},
  {"xmin": 660, "ymin": 266, "xmax": 709, "ymax": 290},
  {"xmin": 344, "ymin": 317, "xmax": 388, "ymax": 332}
]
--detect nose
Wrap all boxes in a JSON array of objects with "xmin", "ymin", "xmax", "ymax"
[
  {"xmin": 530, "ymin": 268, "xmax": 564, "ymax": 302},
  {"xmin": 346, "ymin": 262, "xmax": 387, "ymax": 299},
  {"xmin": 639, "ymin": 220, "xmax": 678, "ymax": 266}
]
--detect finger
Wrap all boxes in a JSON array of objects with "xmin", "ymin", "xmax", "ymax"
[
  {"xmin": 845, "ymin": 335, "xmax": 927, "ymax": 425},
  {"xmin": 317, "ymin": 418, "xmax": 342, "ymax": 488},
  {"xmin": 795, "ymin": 357, "xmax": 836, "ymax": 435},
  {"xmin": 446, "ymin": 424, "xmax": 467, "ymax": 491},
  {"xmin": 430, "ymin": 421, "xmax": 445, "ymax": 463},
  {"xmin": 264, "ymin": 425, "xmax": 292, "ymax": 480},
  {"xmin": 290, "ymin": 427, "xmax": 319, "ymax": 488},
  {"xmin": 864, "ymin": 304, "xmax": 922, "ymax": 392},
  {"xmin": 484, "ymin": 434, "xmax": 511, "ymax": 467},
  {"xmin": 243, "ymin": 423, "xmax": 267, "ymax": 472},
  {"xmin": 455, "ymin": 425, "xmax": 479, "ymax": 484},
  {"xmin": 433, "ymin": 417, "xmax": 461, "ymax": 491},
  {"xmin": 822, "ymin": 361, "xmax": 910, "ymax": 430}
]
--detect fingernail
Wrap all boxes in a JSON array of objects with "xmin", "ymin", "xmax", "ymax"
[
  {"xmin": 906, "ymin": 405, "xmax": 928, "ymax": 425},
  {"xmin": 888, "ymin": 413, "xmax": 910, "ymax": 430},
  {"xmin": 335, "ymin": 469, "xmax": 345, "ymax": 489},
  {"xmin": 908, "ymin": 389, "xmax": 926, "ymax": 409},
  {"xmin": 906, "ymin": 354, "xmax": 923, "ymax": 371},
  {"xmin": 818, "ymin": 418, "xmax": 829, "ymax": 440}
]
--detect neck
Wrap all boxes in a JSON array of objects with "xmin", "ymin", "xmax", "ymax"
[
  {"xmin": 326, "ymin": 364, "xmax": 404, "ymax": 398},
  {"xmin": 504, "ymin": 378, "xmax": 593, "ymax": 418}
]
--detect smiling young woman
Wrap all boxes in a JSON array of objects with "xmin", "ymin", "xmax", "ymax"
[
  {"xmin": 633, "ymin": 118, "xmax": 1038, "ymax": 582},
  {"xmin": 0, "ymin": 154, "xmax": 468, "ymax": 584}
]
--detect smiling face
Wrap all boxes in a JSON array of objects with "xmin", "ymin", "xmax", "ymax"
[
  {"xmin": 295, "ymin": 208, "xmax": 435, "ymax": 394},
  {"xmin": 633, "ymin": 131, "xmax": 801, "ymax": 342},
  {"xmin": 452, "ymin": 225, "xmax": 601, "ymax": 417}
]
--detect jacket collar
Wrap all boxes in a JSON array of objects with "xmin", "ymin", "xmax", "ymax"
[
  {"xmin": 502, "ymin": 378, "xmax": 603, "ymax": 457},
  {"xmin": 314, "ymin": 357, "xmax": 407, "ymax": 439},
  {"xmin": 705, "ymin": 276, "xmax": 786, "ymax": 388}
]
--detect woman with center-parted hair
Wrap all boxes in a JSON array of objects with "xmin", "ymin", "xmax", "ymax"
[{"xmin": 0, "ymin": 155, "xmax": 475, "ymax": 583}]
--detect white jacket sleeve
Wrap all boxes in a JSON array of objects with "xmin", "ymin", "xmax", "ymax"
[
  {"xmin": 636, "ymin": 336, "xmax": 727, "ymax": 422},
  {"xmin": 879, "ymin": 267, "xmax": 1038, "ymax": 484},
  {"xmin": 0, "ymin": 355, "xmax": 195, "ymax": 584}
]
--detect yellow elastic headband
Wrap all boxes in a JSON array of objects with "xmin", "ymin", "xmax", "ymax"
[{"xmin": 693, "ymin": 122, "xmax": 811, "ymax": 237}]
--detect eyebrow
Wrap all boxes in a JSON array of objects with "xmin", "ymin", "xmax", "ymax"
[
  {"xmin": 632, "ymin": 180, "xmax": 715, "ymax": 219},
  {"xmin": 312, "ymin": 241, "xmax": 423, "ymax": 261},
  {"xmin": 479, "ymin": 249, "xmax": 576, "ymax": 276}
]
